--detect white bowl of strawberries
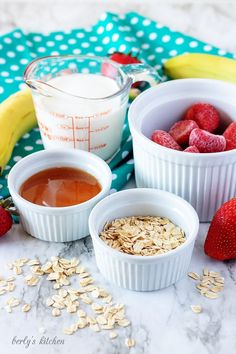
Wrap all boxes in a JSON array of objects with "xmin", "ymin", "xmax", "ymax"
[{"xmin": 129, "ymin": 78, "xmax": 236, "ymax": 222}]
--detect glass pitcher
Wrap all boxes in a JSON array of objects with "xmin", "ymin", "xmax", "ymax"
[{"xmin": 24, "ymin": 55, "xmax": 161, "ymax": 160}]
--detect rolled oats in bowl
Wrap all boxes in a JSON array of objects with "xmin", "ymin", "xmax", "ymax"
[{"xmin": 100, "ymin": 216, "xmax": 186, "ymax": 256}]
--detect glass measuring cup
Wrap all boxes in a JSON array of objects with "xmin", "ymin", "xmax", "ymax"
[{"xmin": 24, "ymin": 55, "xmax": 161, "ymax": 160}]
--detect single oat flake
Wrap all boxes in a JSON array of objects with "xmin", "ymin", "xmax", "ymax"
[{"xmin": 191, "ymin": 305, "xmax": 202, "ymax": 314}]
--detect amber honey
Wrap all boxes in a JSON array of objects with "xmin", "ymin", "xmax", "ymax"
[{"xmin": 20, "ymin": 167, "xmax": 101, "ymax": 207}]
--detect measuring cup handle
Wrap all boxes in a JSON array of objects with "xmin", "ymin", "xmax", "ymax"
[{"xmin": 121, "ymin": 63, "xmax": 162, "ymax": 87}]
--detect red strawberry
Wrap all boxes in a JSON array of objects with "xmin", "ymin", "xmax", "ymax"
[
  {"xmin": 204, "ymin": 198, "xmax": 236, "ymax": 260},
  {"xmin": 223, "ymin": 122, "xmax": 236, "ymax": 150},
  {"xmin": 184, "ymin": 146, "xmax": 200, "ymax": 153},
  {"xmin": 184, "ymin": 103, "xmax": 220, "ymax": 133},
  {"xmin": 0, "ymin": 206, "xmax": 13, "ymax": 237},
  {"xmin": 151, "ymin": 130, "xmax": 182, "ymax": 151},
  {"xmin": 169, "ymin": 120, "xmax": 199, "ymax": 146},
  {"xmin": 109, "ymin": 52, "xmax": 141, "ymax": 65},
  {"xmin": 189, "ymin": 128, "xmax": 226, "ymax": 153}
]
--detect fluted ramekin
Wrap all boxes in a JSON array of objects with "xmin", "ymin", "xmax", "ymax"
[
  {"xmin": 8, "ymin": 149, "xmax": 112, "ymax": 242},
  {"xmin": 89, "ymin": 188, "xmax": 199, "ymax": 291},
  {"xmin": 128, "ymin": 79, "xmax": 236, "ymax": 222}
]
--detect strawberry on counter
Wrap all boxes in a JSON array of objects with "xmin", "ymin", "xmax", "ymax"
[{"xmin": 204, "ymin": 198, "xmax": 236, "ymax": 260}]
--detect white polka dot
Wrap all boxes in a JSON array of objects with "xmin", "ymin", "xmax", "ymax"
[
  {"xmin": 142, "ymin": 19, "xmax": 151, "ymax": 26},
  {"xmin": 136, "ymin": 30, "xmax": 144, "ymax": 38},
  {"xmin": 127, "ymin": 159, "xmax": 134, "ymax": 165},
  {"xmin": 0, "ymin": 87, "xmax": 4, "ymax": 94},
  {"xmin": 76, "ymin": 32, "xmax": 85, "ymax": 39},
  {"xmin": 5, "ymin": 174, "xmax": 8, "ymax": 180},
  {"xmin": 30, "ymin": 53, "xmax": 37, "ymax": 58},
  {"xmin": 149, "ymin": 33, "xmax": 157, "ymax": 40},
  {"xmin": 34, "ymin": 127, "xmax": 40, "ymax": 132},
  {"xmin": 100, "ymin": 12, "xmax": 107, "ymax": 21},
  {"xmin": 169, "ymin": 49, "xmax": 177, "ymax": 56},
  {"xmin": 20, "ymin": 58, "xmax": 29, "ymax": 65},
  {"xmin": 16, "ymin": 45, "xmax": 25, "ymax": 52},
  {"xmin": 59, "ymin": 44, "xmax": 68, "ymax": 50},
  {"xmin": 112, "ymin": 33, "xmax": 119, "ymax": 42},
  {"xmin": 89, "ymin": 61, "xmax": 97, "ymax": 67},
  {"xmin": 156, "ymin": 23, "xmax": 163, "ymax": 29},
  {"xmin": 102, "ymin": 37, "xmax": 110, "ymax": 45},
  {"xmin": 33, "ymin": 35, "xmax": 42, "ymax": 42},
  {"xmin": 81, "ymin": 68, "xmax": 89, "ymax": 74},
  {"xmin": 89, "ymin": 36, "xmax": 97, "ymax": 42},
  {"xmin": 1, "ymin": 71, "xmax": 9, "ymax": 77},
  {"xmin": 162, "ymin": 35, "xmax": 171, "ymax": 43},
  {"xmin": 23, "ymin": 133, "xmax": 30, "ymax": 139},
  {"xmin": 4, "ymin": 37, "xmax": 12, "ymax": 44},
  {"xmin": 154, "ymin": 64, "xmax": 162, "ymax": 70},
  {"xmin": 106, "ymin": 23, "xmax": 114, "ymax": 31},
  {"xmin": 0, "ymin": 184, "xmax": 3, "ymax": 189},
  {"xmin": 161, "ymin": 58, "xmax": 167, "ymax": 64},
  {"xmin": 110, "ymin": 188, "xmax": 117, "ymax": 194},
  {"xmin": 189, "ymin": 41, "xmax": 198, "ymax": 48},
  {"xmin": 218, "ymin": 49, "xmax": 226, "ymax": 55},
  {"xmin": 26, "ymin": 40, "xmax": 33, "ymax": 47},
  {"xmin": 5, "ymin": 79, "xmax": 13, "ymax": 83},
  {"xmin": 175, "ymin": 37, "xmax": 184, "ymax": 45},
  {"xmin": 24, "ymin": 146, "xmax": 33, "ymax": 151},
  {"xmin": 97, "ymin": 26, "xmax": 104, "ymax": 35},
  {"xmin": 46, "ymin": 41, "xmax": 55, "ymax": 47},
  {"xmin": 4, "ymin": 165, "xmax": 11, "ymax": 170},
  {"xmin": 13, "ymin": 156, "xmax": 22, "ymax": 162},
  {"xmin": 81, "ymin": 42, "xmax": 90, "ymax": 48},
  {"xmin": 95, "ymin": 46, "xmax": 103, "ymax": 52},
  {"xmin": 73, "ymin": 49, "xmax": 81, "ymax": 54},
  {"xmin": 130, "ymin": 17, "xmax": 139, "ymax": 25},
  {"xmin": 15, "ymin": 76, "xmax": 22, "ymax": 81},
  {"xmin": 68, "ymin": 38, "xmax": 76, "ymax": 45},
  {"xmin": 112, "ymin": 174, "xmax": 117, "ymax": 180},
  {"xmin": 19, "ymin": 83, "xmax": 26, "ymax": 90},
  {"xmin": 38, "ymin": 47, "xmax": 46, "ymax": 53},
  {"xmin": 204, "ymin": 45, "xmax": 212, "ymax": 51},
  {"xmin": 0, "ymin": 44, "xmax": 2, "ymax": 50},
  {"xmin": 55, "ymin": 34, "xmax": 63, "ymax": 41},
  {"xmin": 119, "ymin": 44, "xmax": 127, "ymax": 52},
  {"xmin": 10, "ymin": 65, "xmax": 19, "ymax": 71},
  {"xmin": 36, "ymin": 139, "xmax": 43, "ymax": 145},
  {"xmin": 127, "ymin": 173, "xmax": 131, "ymax": 180},
  {"xmin": 125, "ymin": 36, "xmax": 135, "ymax": 42},
  {"xmin": 122, "ymin": 150, "xmax": 129, "ymax": 159},
  {"xmin": 13, "ymin": 32, "xmax": 22, "ymax": 38},
  {"xmin": 7, "ymin": 51, "xmax": 15, "ymax": 58},
  {"xmin": 148, "ymin": 54, "xmax": 155, "ymax": 61},
  {"xmin": 51, "ymin": 51, "xmax": 59, "ymax": 55},
  {"xmin": 141, "ymin": 43, "xmax": 150, "ymax": 50}
]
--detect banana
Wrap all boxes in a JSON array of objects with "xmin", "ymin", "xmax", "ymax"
[
  {"xmin": 164, "ymin": 53, "xmax": 236, "ymax": 83},
  {"xmin": 0, "ymin": 88, "xmax": 37, "ymax": 174}
]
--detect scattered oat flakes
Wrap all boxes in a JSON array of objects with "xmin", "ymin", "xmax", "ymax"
[
  {"xmin": 52, "ymin": 308, "xmax": 61, "ymax": 317},
  {"xmin": 191, "ymin": 305, "xmax": 202, "ymax": 314},
  {"xmin": 188, "ymin": 268, "xmax": 224, "ymax": 300},
  {"xmin": 38, "ymin": 327, "xmax": 46, "ymax": 334},
  {"xmin": 100, "ymin": 216, "xmax": 185, "ymax": 256},
  {"xmin": 109, "ymin": 331, "xmax": 118, "ymax": 339},
  {"xmin": 22, "ymin": 304, "xmax": 31, "ymax": 312},
  {"xmin": 125, "ymin": 338, "xmax": 135, "ymax": 348},
  {"xmin": 187, "ymin": 272, "xmax": 200, "ymax": 280}
]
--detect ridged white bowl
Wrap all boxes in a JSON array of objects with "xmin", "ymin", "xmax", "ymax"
[
  {"xmin": 128, "ymin": 79, "xmax": 236, "ymax": 222},
  {"xmin": 8, "ymin": 149, "xmax": 112, "ymax": 242},
  {"xmin": 89, "ymin": 188, "xmax": 199, "ymax": 291}
]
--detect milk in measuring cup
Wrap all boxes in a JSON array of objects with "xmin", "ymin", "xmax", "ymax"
[{"xmin": 33, "ymin": 73, "xmax": 128, "ymax": 160}]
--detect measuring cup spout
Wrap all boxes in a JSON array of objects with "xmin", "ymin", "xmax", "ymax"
[{"xmin": 25, "ymin": 79, "xmax": 54, "ymax": 97}]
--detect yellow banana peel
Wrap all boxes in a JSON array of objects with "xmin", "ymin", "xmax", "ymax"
[
  {"xmin": 164, "ymin": 53, "xmax": 236, "ymax": 84},
  {"xmin": 0, "ymin": 88, "xmax": 37, "ymax": 174}
]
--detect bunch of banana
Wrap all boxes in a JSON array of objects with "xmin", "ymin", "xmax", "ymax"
[
  {"xmin": 0, "ymin": 88, "xmax": 37, "ymax": 174},
  {"xmin": 164, "ymin": 53, "xmax": 236, "ymax": 83}
]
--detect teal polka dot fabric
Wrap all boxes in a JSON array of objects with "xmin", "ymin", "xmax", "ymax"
[{"xmin": 0, "ymin": 11, "xmax": 235, "ymax": 200}]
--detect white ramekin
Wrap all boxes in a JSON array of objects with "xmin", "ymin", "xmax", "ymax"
[
  {"xmin": 128, "ymin": 79, "xmax": 236, "ymax": 222},
  {"xmin": 8, "ymin": 149, "xmax": 112, "ymax": 242},
  {"xmin": 89, "ymin": 188, "xmax": 199, "ymax": 291}
]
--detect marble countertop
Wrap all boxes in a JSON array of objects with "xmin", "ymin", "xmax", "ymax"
[
  {"xmin": 1, "ymin": 1, "xmax": 236, "ymax": 354},
  {"xmin": 0, "ymin": 222, "xmax": 235, "ymax": 354}
]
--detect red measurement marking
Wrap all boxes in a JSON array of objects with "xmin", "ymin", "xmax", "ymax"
[{"xmin": 90, "ymin": 143, "xmax": 107, "ymax": 151}]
